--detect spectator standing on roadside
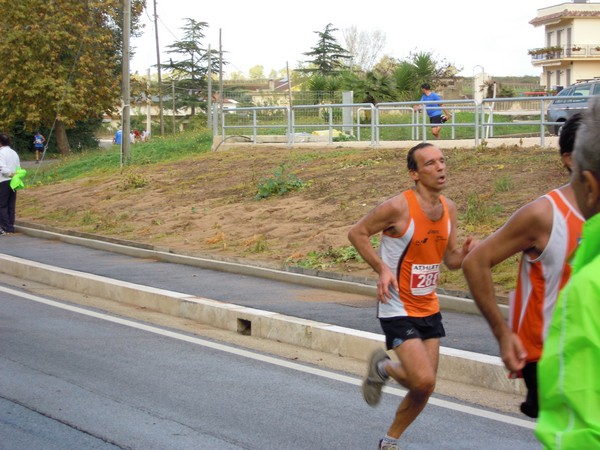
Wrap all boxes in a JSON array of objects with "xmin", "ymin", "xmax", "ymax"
[
  {"xmin": 0, "ymin": 133, "xmax": 21, "ymax": 235},
  {"xmin": 33, "ymin": 131, "xmax": 45, "ymax": 163},
  {"xmin": 413, "ymin": 83, "xmax": 450, "ymax": 140},
  {"xmin": 113, "ymin": 129, "xmax": 122, "ymax": 145}
]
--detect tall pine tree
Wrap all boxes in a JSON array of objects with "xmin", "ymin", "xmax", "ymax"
[
  {"xmin": 166, "ymin": 19, "xmax": 222, "ymax": 117},
  {"xmin": 300, "ymin": 23, "xmax": 351, "ymax": 76}
]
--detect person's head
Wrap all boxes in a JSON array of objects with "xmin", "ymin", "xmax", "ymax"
[
  {"xmin": 407, "ymin": 142, "xmax": 446, "ymax": 189},
  {"xmin": 0, "ymin": 133, "xmax": 11, "ymax": 147},
  {"xmin": 558, "ymin": 113, "xmax": 583, "ymax": 173},
  {"xmin": 421, "ymin": 83, "xmax": 431, "ymax": 93},
  {"xmin": 571, "ymin": 96, "xmax": 600, "ymax": 219}
]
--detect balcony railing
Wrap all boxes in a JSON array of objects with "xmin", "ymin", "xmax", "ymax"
[{"xmin": 529, "ymin": 44, "xmax": 600, "ymax": 61}]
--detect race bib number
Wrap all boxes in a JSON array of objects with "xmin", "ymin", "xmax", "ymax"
[{"xmin": 410, "ymin": 264, "xmax": 440, "ymax": 296}]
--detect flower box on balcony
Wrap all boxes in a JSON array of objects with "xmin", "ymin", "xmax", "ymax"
[
  {"xmin": 569, "ymin": 46, "xmax": 585, "ymax": 56},
  {"xmin": 528, "ymin": 46, "xmax": 563, "ymax": 58}
]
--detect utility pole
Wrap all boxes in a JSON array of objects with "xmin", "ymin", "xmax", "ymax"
[
  {"xmin": 146, "ymin": 68, "xmax": 152, "ymax": 137},
  {"xmin": 153, "ymin": 0, "xmax": 164, "ymax": 135},
  {"xmin": 207, "ymin": 44, "xmax": 212, "ymax": 130},
  {"xmin": 172, "ymin": 79, "xmax": 176, "ymax": 134},
  {"xmin": 219, "ymin": 29, "xmax": 223, "ymax": 126},
  {"xmin": 122, "ymin": 0, "xmax": 131, "ymax": 165}
]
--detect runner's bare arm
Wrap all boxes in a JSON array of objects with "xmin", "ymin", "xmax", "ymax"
[
  {"xmin": 462, "ymin": 199, "xmax": 551, "ymax": 371},
  {"xmin": 443, "ymin": 199, "xmax": 475, "ymax": 270},
  {"xmin": 348, "ymin": 196, "xmax": 407, "ymax": 303}
]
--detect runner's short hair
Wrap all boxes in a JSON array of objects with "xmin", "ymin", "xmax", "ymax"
[
  {"xmin": 407, "ymin": 142, "xmax": 434, "ymax": 171},
  {"xmin": 558, "ymin": 113, "xmax": 582, "ymax": 156},
  {"xmin": 574, "ymin": 96, "xmax": 600, "ymax": 178}
]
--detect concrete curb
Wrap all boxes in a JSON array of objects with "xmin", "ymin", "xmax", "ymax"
[
  {"xmin": 0, "ymin": 253, "xmax": 523, "ymax": 396},
  {"xmin": 14, "ymin": 224, "xmax": 508, "ymax": 318}
]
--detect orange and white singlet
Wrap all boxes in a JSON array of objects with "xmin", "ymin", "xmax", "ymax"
[
  {"xmin": 510, "ymin": 189, "xmax": 584, "ymax": 363},
  {"xmin": 377, "ymin": 189, "xmax": 451, "ymax": 318}
]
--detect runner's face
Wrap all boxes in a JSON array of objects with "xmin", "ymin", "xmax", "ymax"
[{"xmin": 411, "ymin": 146, "xmax": 447, "ymax": 189}]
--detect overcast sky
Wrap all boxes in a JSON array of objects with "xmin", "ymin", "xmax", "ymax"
[{"xmin": 131, "ymin": 0, "xmax": 556, "ymax": 78}]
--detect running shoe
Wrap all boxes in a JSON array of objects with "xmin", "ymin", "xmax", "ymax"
[
  {"xmin": 362, "ymin": 348, "xmax": 389, "ymax": 406},
  {"xmin": 379, "ymin": 439, "xmax": 399, "ymax": 449}
]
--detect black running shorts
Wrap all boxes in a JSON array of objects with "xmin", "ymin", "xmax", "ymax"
[
  {"xmin": 379, "ymin": 312, "xmax": 446, "ymax": 350},
  {"xmin": 429, "ymin": 115, "xmax": 443, "ymax": 124}
]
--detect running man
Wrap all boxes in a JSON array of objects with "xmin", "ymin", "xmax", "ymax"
[
  {"xmin": 413, "ymin": 83, "xmax": 450, "ymax": 140},
  {"xmin": 348, "ymin": 142, "xmax": 474, "ymax": 450},
  {"xmin": 33, "ymin": 131, "xmax": 45, "ymax": 163},
  {"xmin": 462, "ymin": 114, "xmax": 584, "ymax": 418}
]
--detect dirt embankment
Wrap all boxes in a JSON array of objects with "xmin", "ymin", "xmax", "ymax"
[{"xmin": 18, "ymin": 143, "xmax": 568, "ymax": 296}]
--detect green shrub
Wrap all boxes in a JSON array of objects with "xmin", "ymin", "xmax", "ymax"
[
  {"xmin": 119, "ymin": 169, "xmax": 149, "ymax": 190},
  {"xmin": 255, "ymin": 164, "xmax": 304, "ymax": 199}
]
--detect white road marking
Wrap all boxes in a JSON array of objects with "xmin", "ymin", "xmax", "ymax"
[{"xmin": 1, "ymin": 285, "xmax": 535, "ymax": 430}]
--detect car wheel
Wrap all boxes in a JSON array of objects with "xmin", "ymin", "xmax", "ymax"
[{"xmin": 554, "ymin": 121, "xmax": 565, "ymax": 136}]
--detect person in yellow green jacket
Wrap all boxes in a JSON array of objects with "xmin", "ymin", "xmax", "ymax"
[{"xmin": 536, "ymin": 95, "xmax": 600, "ymax": 448}]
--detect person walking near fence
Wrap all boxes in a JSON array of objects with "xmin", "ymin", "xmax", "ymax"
[
  {"xmin": 0, "ymin": 133, "xmax": 21, "ymax": 235},
  {"xmin": 348, "ymin": 142, "xmax": 475, "ymax": 450},
  {"xmin": 413, "ymin": 83, "xmax": 450, "ymax": 140}
]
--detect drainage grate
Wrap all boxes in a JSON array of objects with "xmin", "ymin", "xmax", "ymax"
[{"xmin": 237, "ymin": 318, "xmax": 252, "ymax": 336}]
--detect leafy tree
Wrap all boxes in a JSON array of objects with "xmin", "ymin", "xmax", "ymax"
[
  {"xmin": 395, "ymin": 51, "xmax": 461, "ymax": 100},
  {"xmin": 307, "ymin": 74, "xmax": 343, "ymax": 104},
  {"xmin": 366, "ymin": 51, "xmax": 460, "ymax": 101},
  {"xmin": 372, "ymin": 55, "xmax": 400, "ymax": 76},
  {"xmin": 299, "ymin": 23, "xmax": 352, "ymax": 76},
  {"xmin": 0, "ymin": 0, "xmax": 145, "ymax": 154},
  {"xmin": 249, "ymin": 65, "xmax": 265, "ymax": 79},
  {"xmin": 166, "ymin": 18, "xmax": 222, "ymax": 116},
  {"xmin": 343, "ymin": 26, "xmax": 387, "ymax": 72},
  {"xmin": 341, "ymin": 70, "xmax": 396, "ymax": 105},
  {"xmin": 393, "ymin": 62, "xmax": 420, "ymax": 101}
]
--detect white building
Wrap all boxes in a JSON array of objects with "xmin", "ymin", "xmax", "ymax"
[{"xmin": 530, "ymin": 0, "xmax": 600, "ymax": 89}]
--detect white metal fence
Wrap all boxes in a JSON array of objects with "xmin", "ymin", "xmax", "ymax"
[{"xmin": 217, "ymin": 94, "xmax": 595, "ymax": 147}]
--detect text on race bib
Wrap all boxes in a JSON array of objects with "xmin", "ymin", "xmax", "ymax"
[{"xmin": 410, "ymin": 264, "xmax": 440, "ymax": 296}]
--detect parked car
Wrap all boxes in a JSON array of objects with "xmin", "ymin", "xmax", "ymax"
[{"xmin": 546, "ymin": 79, "xmax": 600, "ymax": 135}]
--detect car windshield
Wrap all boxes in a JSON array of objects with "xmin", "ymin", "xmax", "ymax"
[
  {"xmin": 553, "ymin": 88, "xmax": 572, "ymax": 104},
  {"xmin": 571, "ymin": 84, "xmax": 591, "ymax": 102}
]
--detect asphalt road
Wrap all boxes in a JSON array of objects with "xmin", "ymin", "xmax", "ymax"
[
  {"xmin": 0, "ymin": 284, "xmax": 538, "ymax": 449},
  {"xmin": 0, "ymin": 232, "xmax": 500, "ymax": 356}
]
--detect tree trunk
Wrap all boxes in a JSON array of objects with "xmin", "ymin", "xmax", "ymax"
[{"xmin": 55, "ymin": 120, "xmax": 71, "ymax": 155}]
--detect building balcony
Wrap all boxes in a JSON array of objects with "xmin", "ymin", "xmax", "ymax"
[{"xmin": 529, "ymin": 44, "xmax": 600, "ymax": 63}]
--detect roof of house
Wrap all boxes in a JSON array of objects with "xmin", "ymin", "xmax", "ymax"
[
  {"xmin": 222, "ymin": 78, "xmax": 290, "ymax": 92},
  {"xmin": 530, "ymin": 9, "xmax": 600, "ymax": 26}
]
